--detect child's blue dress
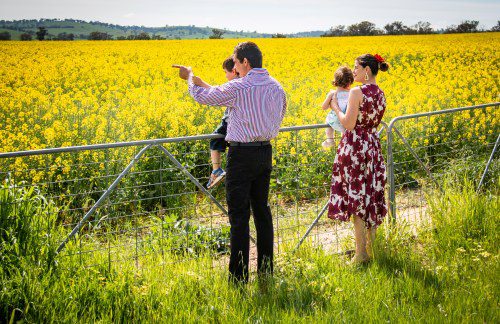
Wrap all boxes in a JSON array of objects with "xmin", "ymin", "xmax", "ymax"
[{"xmin": 325, "ymin": 90, "xmax": 349, "ymax": 132}]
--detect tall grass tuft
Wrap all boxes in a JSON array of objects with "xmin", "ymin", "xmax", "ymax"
[
  {"xmin": 0, "ymin": 173, "xmax": 498, "ymax": 322},
  {"xmin": 0, "ymin": 180, "xmax": 61, "ymax": 321},
  {"xmin": 0, "ymin": 181, "xmax": 59, "ymax": 272}
]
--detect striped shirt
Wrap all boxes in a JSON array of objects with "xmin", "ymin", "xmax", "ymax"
[{"xmin": 188, "ymin": 68, "xmax": 287, "ymax": 142}]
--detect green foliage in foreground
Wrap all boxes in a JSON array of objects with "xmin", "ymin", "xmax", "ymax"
[{"xmin": 0, "ymin": 178, "xmax": 498, "ymax": 323}]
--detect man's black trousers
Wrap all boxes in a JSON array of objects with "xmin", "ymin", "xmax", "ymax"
[{"xmin": 225, "ymin": 144, "xmax": 273, "ymax": 283}]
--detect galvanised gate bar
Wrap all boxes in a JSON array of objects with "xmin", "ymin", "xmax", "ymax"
[{"xmin": 1, "ymin": 103, "xmax": 498, "ymax": 271}]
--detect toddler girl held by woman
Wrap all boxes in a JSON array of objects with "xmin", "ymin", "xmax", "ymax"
[{"xmin": 321, "ymin": 66, "xmax": 354, "ymax": 149}]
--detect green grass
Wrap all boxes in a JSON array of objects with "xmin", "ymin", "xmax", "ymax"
[{"xmin": 1, "ymin": 176, "xmax": 498, "ymax": 323}]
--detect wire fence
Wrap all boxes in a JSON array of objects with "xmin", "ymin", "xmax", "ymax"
[
  {"xmin": 386, "ymin": 103, "xmax": 500, "ymax": 228},
  {"xmin": 1, "ymin": 103, "xmax": 498, "ymax": 272}
]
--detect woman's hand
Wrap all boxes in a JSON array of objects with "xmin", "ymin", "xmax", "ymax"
[{"xmin": 337, "ymin": 88, "xmax": 362, "ymax": 131}]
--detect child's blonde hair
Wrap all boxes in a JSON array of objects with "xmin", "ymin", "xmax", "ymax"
[{"xmin": 332, "ymin": 66, "xmax": 354, "ymax": 88}]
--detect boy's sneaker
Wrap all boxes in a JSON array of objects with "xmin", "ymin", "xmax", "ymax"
[
  {"xmin": 207, "ymin": 168, "xmax": 226, "ymax": 189},
  {"xmin": 322, "ymin": 139, "xmax": 335, "ymax": 149}
]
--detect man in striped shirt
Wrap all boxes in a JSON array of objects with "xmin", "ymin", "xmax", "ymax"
[{"xmin": 173, "ymin": 42, "xmax": 286, "ymax": 283}]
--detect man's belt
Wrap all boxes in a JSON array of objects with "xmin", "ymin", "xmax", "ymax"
[{"xmin": 229, "ymin": 141, "xmax": 271, "ymax": 147}]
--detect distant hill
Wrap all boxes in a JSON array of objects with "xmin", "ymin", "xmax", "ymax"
[
  {"xmin": 293, "ymin": 31, "xmax": 326, "ymax": 38},
  {"xmin": 0, "ymin": 19, "xmax": 325, "ymax": 40}
]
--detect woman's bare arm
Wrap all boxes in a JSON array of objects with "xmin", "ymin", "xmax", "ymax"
[{"xmin": 331, "ymin": 88, "xmax": 362, "ymax": 131}]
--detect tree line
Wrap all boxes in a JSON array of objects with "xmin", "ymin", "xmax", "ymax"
[
  {"xmin": 0, "ymin": 18, "xmax": 270, "ymax": 41},
  {"xmin": 0, "ymin": 18, "xmax": 147, "ymax": 32},
  {"xmin": 1, "ymin": 19, "xmax": 269, "ymax": 37},
  {"xmin": 0, "ymin": 19, "xmax": 499, "ymax": 41},
  {"xmin": 321, "ymin": 20, "xmax": 500, "ymax": 37},
  {"xmin": 0, "ymin": 27, "xmax": 223, "ymax": 40},
  {"xmin": 0, "ymin": 28, "xmax": 169, "ymax": 41}
]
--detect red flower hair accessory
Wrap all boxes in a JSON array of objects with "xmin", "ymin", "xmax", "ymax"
[{"xmin": 374, "ymin": 54, "xmax": 385, "ymax": 63}]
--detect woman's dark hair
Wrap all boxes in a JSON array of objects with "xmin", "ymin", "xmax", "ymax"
[
  {"xmin": 222, "ymin": 56, "xmax": 235, "ymax": 71},
  {"xmin": 234, "ymin": 42, "xmax": 262, "ymax": 68},
  {"xmin": 332, "ymin": 66, "xmax": 354, "ymax": 88},
  {"xmin": 356, "ymin": 54, "xmax": 390, "ymax": 75}
]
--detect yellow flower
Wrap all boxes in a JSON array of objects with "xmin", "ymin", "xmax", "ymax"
[{"xmin": 0, "ymin": 34, "xmax": 497, "ymax": 178}]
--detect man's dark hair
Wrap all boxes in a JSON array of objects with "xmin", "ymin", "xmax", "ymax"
[
  {"xmin": 233, "ymin": 42, "xmax": 262, "ymax": 68},
  {"xmin": 222, "ymin": 56, "xmax": 235, "ymax": 71}
]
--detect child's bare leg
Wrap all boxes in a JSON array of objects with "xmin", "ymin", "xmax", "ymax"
[
  {"xmin": 325, "ymin": 127, "xmax": 334, "ymax": 141},
  {"xmin": 322, "ymin": 128, "xmax": 336, "ymax": 148},
  {"xmin": 210, "ymin": 150, "xmax": 222, "ymax": 171}
]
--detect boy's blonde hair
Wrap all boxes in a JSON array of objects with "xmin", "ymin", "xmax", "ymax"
[{"xmin": 332, "ymin": 66, "xmax": 354, "ymax": 88}]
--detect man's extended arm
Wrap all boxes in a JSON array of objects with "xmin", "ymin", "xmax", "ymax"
[
  {"xmin": 173, "ymin": 64, "xmax": 237, "ymax": 107},
  {"xmin": 192, "ymin": 76, "xmax": 211, "ymax": 88},
  {"xmin": 188, "ymin": 78, "xmax": 237, "ymax": 107}
]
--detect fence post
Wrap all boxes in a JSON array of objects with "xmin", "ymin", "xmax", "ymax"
[
  {"xmin": 387, "ymin": 122, "xmax": 396, "ymax": 222},
  {"xmin": 477, "ymin": 134, "xmax": 500, "ymax": 192}
]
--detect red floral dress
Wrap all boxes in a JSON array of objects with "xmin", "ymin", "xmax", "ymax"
[{"xmin": 328, "ymin": 84, "xmax": 387, "ymax": 228}]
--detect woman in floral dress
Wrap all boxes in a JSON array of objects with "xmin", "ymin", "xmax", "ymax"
[{"xmin": 327, "ymin": 54, "xmax": 390, "ymax": 263}]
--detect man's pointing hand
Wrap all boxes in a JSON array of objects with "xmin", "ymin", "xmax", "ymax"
[{"xmin": 172, "ymin": 65, "xmax": 192, "ymax": 80}]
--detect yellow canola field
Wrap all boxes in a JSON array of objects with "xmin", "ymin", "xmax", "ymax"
[{"xmin": 1, "ymin": 33, "xmax": 499, "ymax": 154}]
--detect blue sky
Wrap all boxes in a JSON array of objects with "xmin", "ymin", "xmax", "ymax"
[{"xmin": 1, "ymin": 0, "xmax": 498, "ymax": 33}]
